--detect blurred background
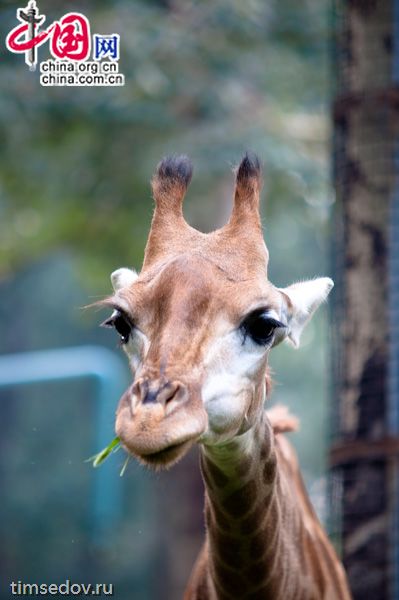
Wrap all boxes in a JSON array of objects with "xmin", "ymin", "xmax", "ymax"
[{"xmin": 1, "ymin": 1, "xmax": 395, "ymax": 599}]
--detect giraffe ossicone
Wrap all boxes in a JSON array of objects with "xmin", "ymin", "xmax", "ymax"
[{"xmin": 99, "ymin": 154, "xmax": 351, "ymax": 599}]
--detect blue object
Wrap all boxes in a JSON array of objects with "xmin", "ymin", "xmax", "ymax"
[{"xmin": 0, "ymin": 345, "xmax": 129, "ymax": 540}]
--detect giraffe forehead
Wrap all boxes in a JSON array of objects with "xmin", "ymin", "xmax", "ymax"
[
  {"xmin": 143, "ymin": 224, "xmax": 269, "ymax": 280},
  {"xmin": 125, "ymin": 254, "xmax": 279, "ymax": 326}
]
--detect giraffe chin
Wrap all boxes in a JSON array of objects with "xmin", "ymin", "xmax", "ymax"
[
  {"xmin": 117, "ymin": 427, "xmax": 202, "ymax": 470},
  {"xmin": 133, "ymin": 439, "xmax": 195, "ymax": 470}
]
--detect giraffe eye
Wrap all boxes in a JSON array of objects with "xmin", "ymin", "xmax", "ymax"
[
  {"xmin": 241, "ymin": 311, "xmax": 285, "ymax": 346},
  {"xmin": 101, "ymin": 310, "xmax": 132, "ymax": 344}
]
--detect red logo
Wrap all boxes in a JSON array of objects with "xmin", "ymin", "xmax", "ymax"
[
  {"xmin": 50, "ymin": 15, "xmax": 91, "ymax": 61},
  {"xmin": 6, "ymin": 1, "xmax": 91, "ymax": 70}
]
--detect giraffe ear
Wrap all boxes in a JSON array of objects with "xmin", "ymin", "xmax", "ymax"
[
  {"xmin": 279, "ymin": 278, "xmax": 334, "ymax": 348},
  {"xmin": 111, "ymin": 268, "xmax": 138, "ymax": 292}
]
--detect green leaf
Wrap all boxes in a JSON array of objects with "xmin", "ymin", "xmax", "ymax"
[
  {"xmin": 86, "ymin": 436, "xmax": 121, "ymax": 468},
  {"xmin": 119, "ymin": 455, "xmax": 131, "ymax": 477}
]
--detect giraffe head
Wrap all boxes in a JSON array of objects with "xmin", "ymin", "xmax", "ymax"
[{"xmin": 102, "ymin": 155, "xmax": 333, "ymax": 469}]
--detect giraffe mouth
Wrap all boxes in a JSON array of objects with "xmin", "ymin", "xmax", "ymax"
[
  {"xmin": 137, "ymin": 439, "xmax": 194, "ymax": 469},
  {"xmin": 115, "ymin": 383, "xmax": 208, "ymax": 469},
  {"xmin": 117, "ymin": 415, "xmax": 204, "ymax": 469}
]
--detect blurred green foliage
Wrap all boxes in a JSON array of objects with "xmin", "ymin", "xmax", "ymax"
[{"xmin": 0, "ymin": 0, "xmax": 332, "ymax": 293}]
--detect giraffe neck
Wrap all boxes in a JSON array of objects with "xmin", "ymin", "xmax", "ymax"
[{"xmin": 200, "ymin": 408, "xmax": 302, "ymax": 599}]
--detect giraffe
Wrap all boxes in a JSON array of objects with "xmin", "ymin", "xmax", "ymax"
[{"xmin": 100, "ymin": 154, "xmax": 352, "ymax": 599}]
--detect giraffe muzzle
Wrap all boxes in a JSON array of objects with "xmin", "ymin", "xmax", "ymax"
[{"xmin": 115, "ymin": 379, "xmax": 208, "ymax": 468}]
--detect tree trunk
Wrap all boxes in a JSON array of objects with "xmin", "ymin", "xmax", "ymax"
[{"xmin": 332, "ymin": 1, "xmax": 396, "ymax": 598}]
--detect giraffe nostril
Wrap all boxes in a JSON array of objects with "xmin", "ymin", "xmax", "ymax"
[
  {"xmin": 155, "ymin": 382, "xmax": 181, "ymax": 407},
  {"xmin": 164, "ymin": 388, "xmax": 176, "ymax": 404}
]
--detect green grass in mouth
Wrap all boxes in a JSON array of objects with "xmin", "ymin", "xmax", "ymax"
[{"xmin": 86, "ymin": 436, "xmax": 130, "ymax": 476}]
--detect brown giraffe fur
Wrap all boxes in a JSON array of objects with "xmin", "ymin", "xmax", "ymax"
[{"xmin": 100, "ymin": 155, "xmax": 351, "ymax": 599}]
